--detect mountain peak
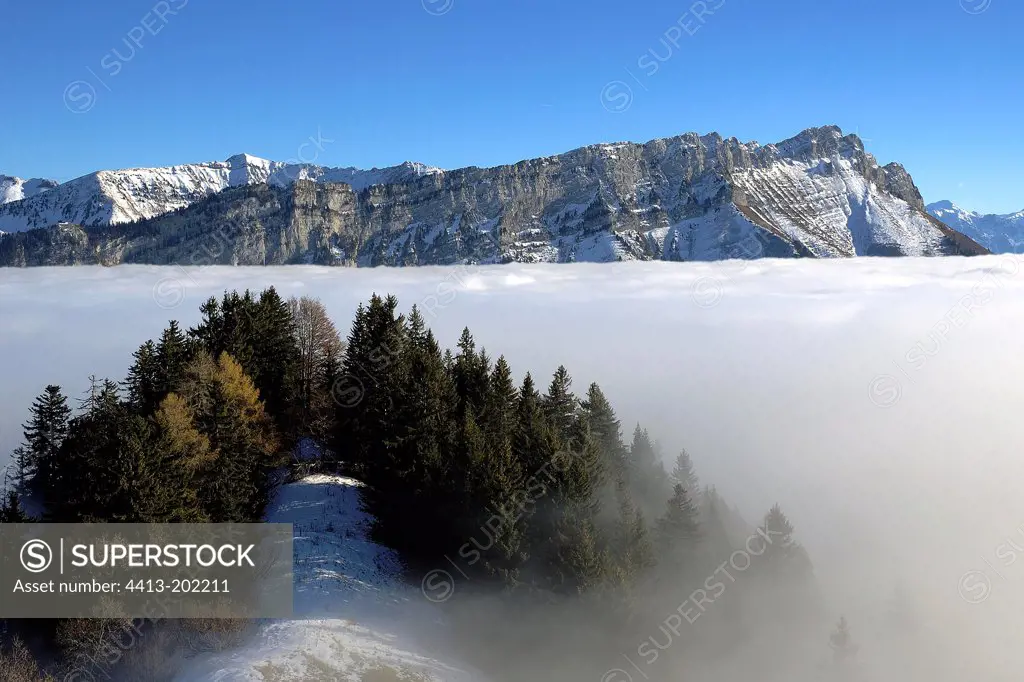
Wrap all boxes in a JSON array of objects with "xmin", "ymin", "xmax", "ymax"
[
  {"xmin": 226, "ymin": 153, "xmax": 269, "ymax": 166},
  {"xmin": 927, "ymin": 199, "xmax": 962, "ymax": 212}
]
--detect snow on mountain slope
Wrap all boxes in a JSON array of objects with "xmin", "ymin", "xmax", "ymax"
[
  {"xmin": 0, "ymin": 175, "xmax": 58, "ymax": 204},
  {"xmin": 927, "ymin": 200, "xmax": 1024, "ymax": 254},
  {"xmin": 0, "ymin": 127, "xmax": 987, "ymax": 263},
  {"xmin": 0, "ymin": 156, "xmax": 442, "ymax": 233},
  {"xmin": 729, "ymin": 156, "xmax": 944, "ymax": 257},
  {"xmin": 173, "ymin": 473, "xmax": 487, "ymax": 682}
]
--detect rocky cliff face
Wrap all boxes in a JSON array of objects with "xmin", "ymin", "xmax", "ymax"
[{"xmin": 0, "ymin": 126, "xmax": 987, "ymax": 267}]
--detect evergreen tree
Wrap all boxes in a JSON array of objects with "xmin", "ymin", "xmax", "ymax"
[
  {"xmin": 0, "ymin": 491, "xmax": 28, "ymax": 522},
  {"xmin": 124, "ymin": 340, "xmax": 160, "ymax": 412},
  {"xmin": 46, "ymin": 380, "xmax": 141, "ymax": 521},
  {"xmin": 542, "ymin": 366, "xmax": 577, "ymax": 442},
  {"xmin": 11, "ymin": 446, "xmax": 30, "ymax": 491},
  {"xmin": 154, "ymin": 320, "xmax": 192, "ymax": 398},
  {"xmin": 610, "ymin": 479, "xmax": 654, "ymax": 581},
  {"xmin": 655, "ymin": 483, "xmax": 701, "ymax": 555},
  {"xmin": 251, "ymin": 287, "xmax": 300, "ymax": 434},
  {"xmin": 336, "ymin": 294, "xmax": 409, "ymax": 476},
  {"xmin": 22, "ymin": 385, "xmax": 71, "ymax": 496},
  {"xmin": 513, "ymin": 373, "xmax": 554, "ymax": 475},
  {"xmin": 625, "ymin": 425, "xmax": 671, "ymax": 521},
  {"xmin": 362, "ymin": 305, "xmax": 460, "ymax": 558},
  {"xmin": 829, "ymin": 616, "xmax": 858, "ymax": 664},
  {"xmin": 580, "ymin": 383, "xmax": 627, "ymax": 479},
  {"xmin": 670, "ymin": 448, "xmax": 700, "ymax": 498},
  {"xmin": 451, "ymin": 328, "xmax": 490, "ymax": 419},
  {"xmin": 759, "ymin": 504, "xmax": 813, "ymax": 579}
]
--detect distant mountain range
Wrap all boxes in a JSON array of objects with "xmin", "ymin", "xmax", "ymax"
[
  {"xmin": 0, "ymin": 126, "xmax": 991, "ymax": 266},
  {"xmin": 926, "ymin": 201, "xmax": 1024, "ymax": 254}
]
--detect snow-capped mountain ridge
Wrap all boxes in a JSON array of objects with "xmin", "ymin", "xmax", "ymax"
[
  {"xmin": 927, "ymin": 200, "xmax": 1024, "ymax": 254},
  {"xmin": 0, "ymin": 154, "xmax": 443, "ymax": 232},
  {"xmin": 0, "ymin": 126, "xmax": 989, "ymax": 265}
]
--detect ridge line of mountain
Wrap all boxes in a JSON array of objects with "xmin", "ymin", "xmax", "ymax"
[{"xmin": 0, "ymin": 124, "xmax": 990, "ymax": 267}]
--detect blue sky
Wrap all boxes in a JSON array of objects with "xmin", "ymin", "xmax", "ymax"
[{"xmin": 0, "ymin": 0, "xmax": 1019, "ymax": 213}]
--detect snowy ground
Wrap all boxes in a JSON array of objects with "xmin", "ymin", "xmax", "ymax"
[{"xmin": 173, "ymin": 473, "xmax": 487, "ymax": 681}]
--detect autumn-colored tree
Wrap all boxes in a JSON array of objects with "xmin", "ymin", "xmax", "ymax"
[{"xmin": 172, "ymin": 351, "xmax": 282, "ymax": 521}]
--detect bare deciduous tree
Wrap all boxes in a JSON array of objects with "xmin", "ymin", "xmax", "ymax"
[{"xmin": 288, "ymin": 296, "xmax": 343, "ymax": 441}]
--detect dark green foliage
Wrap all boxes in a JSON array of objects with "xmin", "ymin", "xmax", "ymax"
[
  {"xmin": 189, "ymin": 287, "xmax": 300, "ymax": 440},
  {"xmin": 124, "ymin": 340, "xmax": 160, "ymax": 412},
  {"xmin": 542, "ymin": 366, "xmax": 576, "ymax": 442},
  {"xmin": 154, "ymin": 321, "xmax": 192, "ymax": 398},
  {"xmin": 581, "ymin": 383, "xmax": 626, "ymax": 479},
  {"xmin": 0, "ymin": 491, "xmax": 28, "ymax": 523},
  {"xmin": 21, "ymin": 384, "xmax": 72, "ymax": 497},
  {"xmin": 655, "ymin": 483, "xmax": 701, "ymax": 564}
]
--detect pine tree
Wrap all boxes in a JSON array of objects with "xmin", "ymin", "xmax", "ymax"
[
  {"xmin": 452, "ymin": 328, "xmax": 490, "ymax": 419},
  {"xmin": 0, "ymin": 491, "xmax": 28, "ymax": 522},
  {"xmin": 542, "ymin": 366, "xmax": 577, "ymax": 442},
  {"xmin": 124, "ymin": 340, "xmax": 160, "ymax": 412},
  {"xmin": 752, "ymin": 504, "xmax": 815, "ymax": 597},
  {"xmin": 364, "ymin": 305, "xmax": 460, "ymax": 558},
  {"xmin": 625, "ymin": 425, "xmax": 671, "ymax": 521},
  {"xmin": 251, "ymin": 287, "xmax": 300, "ymax": 435},
  {"xmin": 46, "ymin": 380, "xmax": 139, "ymax": 521},
  {"xmin": 11, "ymin": 447, "xmax": 30, "ymax": 491},
  {"xmin": 513, "ymin": 373, "xmax": 554, "ymax": 475},
  {"xmin": 22, "ymin": 385, "xmax": 71, "ymax": 496},
  {"xmin": 154, "ymin": 320, "xmax": 192, "ymax": 397},
  {"xmin": 670, "ymin": 448, "xmax": 700, "ymax": 498},
  {"xmin": 580, "ymin": 383, "xmax": 627, "ymax": 479},
  {"xmin": 829, "ymin": 616, "xmax": 858, "ymax": 664},
  {"xmin": 610, "ymin": 479, "xmax": 654, "ymax": 580},
  {"xmin": 656, "ymin": 483, "xmax": 701, "ymax": 553}
]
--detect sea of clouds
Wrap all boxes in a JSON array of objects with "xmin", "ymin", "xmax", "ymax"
[{"xmin": 3, "ymin": 257, "xmax": 1024, "ymax": 678}]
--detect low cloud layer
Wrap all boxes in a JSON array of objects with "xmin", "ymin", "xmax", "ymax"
[{"xmin": 2, "ymin": 256, "xmax": 1023, "ymax": 678}]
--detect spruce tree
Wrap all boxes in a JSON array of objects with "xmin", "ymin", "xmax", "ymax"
[
  {"xmin": 542, "ymin": 366, "xmax": 577, "ymax": 442},
  {"xmin": 0, "ymin": 491, "xmax": 28, "ymax": 522},
  {"xmin": 829, "ymin": 616, "xmax": 858, "ymax": 664},
  {"xmin": 154, "ymin": 320, "xmax": 192, "ymax": 397},
  {"xmin": 22, "ymin": 385, "xmax": 71, "ymax": 496},
  {"xmin": 625, "ymin": 425, "xmax": 671, "ymax": 521},
  {"xmin": 655, "ymin": 483, "xmax": 701, "ymax": 567},
  {"xmin": 452, "ymin": 328, "xmax": 490, "ymax": 419},
  {"xmin": 753, "ymin": 503, "xmax": 815, "ymax": 601},
  {"xmin": 124, "ymin": 340, "xmax": 160, "ymax": 412},
  {"xmin": 251, "ymin": 287, "xmax": 300, "ymax": 434},
  {"xmin": 580, "ymin": 383, "xmax": 627, "ymax": 479},
  {"xmin": 671, "ymin": 448, "xmax": 700, "ymax": 498}
]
